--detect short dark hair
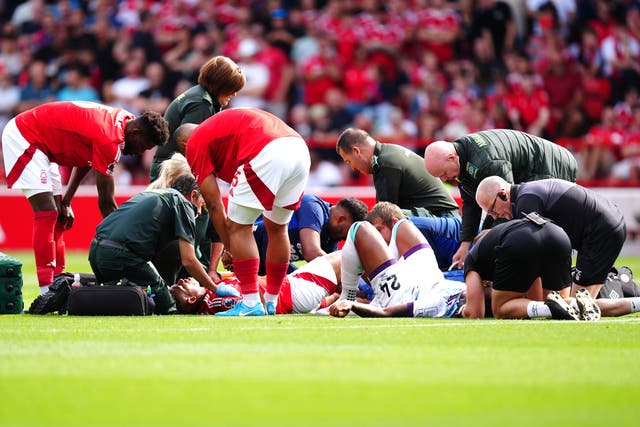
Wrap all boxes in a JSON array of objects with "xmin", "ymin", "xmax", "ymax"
[
  {"xmin": 171, "ymin": 174, "xmax": 199, "ymax": 197},
  {"xmin": 138, "ymin": 110, "xmax": 170, "ymax": 147},
  {"xmin": 336, "ymin": 197, "xmax": 368, "ymax": 222},
  {"xmin": 336, "ymin": 128, "xmax": 370, "ymax": 154}
]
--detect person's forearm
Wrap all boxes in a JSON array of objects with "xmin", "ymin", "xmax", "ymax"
[{"xmin": 63, "ymin": 167, "xmax": 91, "ymax": 205}]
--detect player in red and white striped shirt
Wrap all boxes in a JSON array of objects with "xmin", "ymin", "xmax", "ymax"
[
  {"xmin": 2, "ymin": 101, "xmax": 168, "ymax": 295},
  {"xmin": 183, "ymin": 108, "xmax": 310, "ymax": 316}
]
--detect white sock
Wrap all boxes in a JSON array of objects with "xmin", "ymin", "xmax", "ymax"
[
  {"xmin": 243, "ymin": 293, "xmax": 260, "ymax": 306},
  {"xmin": 527, "ymin": 301, "xmax": 552, "ymax": 318},
  {"xmin": 339, "ymin": 225, "xmax": 364, "ymax": 301},
  {"xmin": 39, "ymin": 285, "xmax": 50, "ymax": 295},
  {"xmin": 264, "ymin": 292, "xmax": 278, "ymax": 304},
  {"xmin": 629, "ymin": 298, "xmax": 640, "ymax": 313}
]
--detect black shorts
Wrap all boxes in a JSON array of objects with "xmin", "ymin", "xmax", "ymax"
[
  {"xmin": 492, "ymin": 222, "xmax": 572, "ymax": 293},
  {"xmin": 573, "ymin": 219, "xmax": 626, "ymax": 286}
]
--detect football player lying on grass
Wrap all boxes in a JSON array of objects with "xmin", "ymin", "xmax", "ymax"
[
  {"xmin": 171, "ymin": 251, "xmax": 346, "ymax": 315},
  {"xmin": 329, "ymin": 217, "xmax": 466, "ymax": 318}
]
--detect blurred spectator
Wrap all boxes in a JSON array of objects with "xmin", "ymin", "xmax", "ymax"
[
  {"xmin": 56, "ymin": 63, "xmax": 101, "ymax": 102},
  {"xmin": 16, "ymin": 59, "xmax": 55, "ymax": 113},
  {"xmin": 324, "ymin": 87, "xmax": 354, "ymax": 136},
  {"xmin": 230, "ymin": 37, "xmax": 269, "ymax": 109},
  {"xmin": 542, "ymin": 50, "xmax": 584, "ymax": 136},
  {"xmin": 342, "ymin": 43, "xmax": 379, "ymax": 116},
  {"xmin": 307, "ymin": 151, "xmax": 343, "ymax": 188},
  {"xmin": 612, "ymin": 105, "xmax": 640, "ymax": 183},
  {"xmin": 255, "ymin": 37, "xmax": 295, "ymax": 120},
  {"xmin": 0, "ymin": 64, "xmax": 20, "ymax": 133},
  {"xmin": 298, "ymin": 31, "xmax": 341, "ymax": 106},
  {"xmin": 377, "ymin": 106, "xmax": 418, "ymax": 143},
  {"xmin": 165, "ymin": 29, "xmax": 220, "ymax": 82},
  {"xmin": 111, "ymin": 48, "xmax": 150, "ymax": 112},
  {"xmin": 414, "ymin": 0, "xmax": 460, "ymax": 63},
  {"xmin": 600, "ymin": 18, "xmax": 640, "ymax": 103},
  {"xmin": 472, "ymin": 0, "xmax": 517, "ymax": 63},
  {"xmin": 579, "ymin": 107, "xmax": 624, "ymax": 180},
  {"xmin": 133, "ymin": 61, "xmax": 175, "ymax": 114},
  {"xmin": 289, "ymin": 103, "xmax": 312, "ymax": 139},
  {"xmin": 505, "ymin": 70, "xmax": 550, "ymax": 136},
  {"xmin": 0, "ymin": 28, "xmax": 21, "ymax": 78}
]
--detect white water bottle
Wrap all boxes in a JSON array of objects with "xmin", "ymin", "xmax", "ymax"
[{"xmin": 72, "ymin": 273, "xmax": 81, "ymax": 288}]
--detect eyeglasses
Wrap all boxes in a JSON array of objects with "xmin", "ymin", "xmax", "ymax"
[{"xmin": 487, "ymin": 194, "xmax": 500, "ymax": 216}]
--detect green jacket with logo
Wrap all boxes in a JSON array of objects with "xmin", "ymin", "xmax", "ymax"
[
  {"xmin": 452, "ymin": 129, "xmax": 577, "ymax": 241},
  {"xmin": 150, "ymin": 85, "xmax": 221, "ymax": 182},
  {"xmin": 373, "ymin": 142, "xmax": 460, "ymax": 216}
]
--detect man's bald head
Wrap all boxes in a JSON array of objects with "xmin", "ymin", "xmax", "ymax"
[
  {"xmin": 174, "ymin": 123, "xmax": 199, "ymax": 155},
  {"xmin": 476, "ymin": 176, "xmax": 513, "ymax": 220},
  {"xmin": 424, "ymin": 141, "xmax": 460, "ymax": 182}
]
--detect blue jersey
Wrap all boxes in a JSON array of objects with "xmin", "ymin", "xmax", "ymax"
[
  {"xmin": 408, "ymin": 216, "xmax": 461, "ymax": 271},
  {"xmin": 254, "ymin": 195, "xmax": 337, "ymax": 275}
]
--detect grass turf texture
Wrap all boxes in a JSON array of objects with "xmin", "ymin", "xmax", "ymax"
[{"xmin": 1, "ymin": 251, "xmax": 640, "ymax": 427}]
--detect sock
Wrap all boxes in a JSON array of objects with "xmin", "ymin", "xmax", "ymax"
[
  {"xmin": 33, "ymin": 210, "xmax": 57, "ymax": 289},
  {"xmin": 243, "ymin": 292, "xmax": 260, "ymax": 306},
  {"xmin": 233, "ymin": 258, "xmax": 259, "ymax": 302},
  {"xmin": 40, "ymin": 285, "xmax": 50, "ymax": 295},
  {"xmin": 527, "ymin": 301, "xmax": 552, "ymax": 318},
  {"xmin": 629, "ymin": 298, "xmax": 640, "ymax": 313},
  {"xmin": 54, "ymin": 223, "xmax": 66, "ymax": 275},
  {"xmin": 264, "ymin": 292, "xmax": 278, "ymax": 304},
  {"xmin": 265, "ymin": 261, "xmax": 288, "ymax": 297},
  {"xmin": 339, "ymin": 231, "xmax": 363, "ymax": 300}
]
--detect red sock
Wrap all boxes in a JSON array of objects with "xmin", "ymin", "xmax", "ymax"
[
  {"xmin": 233, "ymin": 258, "xmax": 259, "ymax": 295},
  {"xmin": 33, "ymin": 211, "xmax": 57, "ymax": 288},
  {"xmin": 54, "ymin": 223, "xmax": 66, "ymax": 275},
  {"xmin": 266, "ymin": 261, "xmax": 289, "ymax": 296}
]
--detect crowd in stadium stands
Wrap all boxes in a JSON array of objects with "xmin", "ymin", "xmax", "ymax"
[{"xmin": 1, "ymin": 0, "xmax": 640, "ymax": 187}]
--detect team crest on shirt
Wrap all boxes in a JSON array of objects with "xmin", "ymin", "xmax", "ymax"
[
  {"xmin": 465, "ymin": 162, "xmax": 479, "ymax": 178},
  {"xmin": 40, "ymin": 170, "xmax": 47, "ymax": 184}
]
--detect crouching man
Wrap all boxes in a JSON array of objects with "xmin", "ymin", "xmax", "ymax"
[{"xmin": 89, "ymin": 175, "xmax": 238, "ymax": 314}]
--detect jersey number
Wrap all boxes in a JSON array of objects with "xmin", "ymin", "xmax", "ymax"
[{"xmin": 379, "ymin": 274, "xmax": 399, "ymax": 298}]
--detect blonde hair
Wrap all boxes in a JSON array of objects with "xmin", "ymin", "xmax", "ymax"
[
  {"xmin": 147, "ymin": 153, "xmax": 191, "ymax": 190},
  {"xmin": 366, "ymin": 202, "xmax": 405, "ymax": 230}
]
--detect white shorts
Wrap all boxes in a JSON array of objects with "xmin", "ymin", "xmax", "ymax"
[
  {"xmin": 412, "ymin": 280, "xmax": 466, "ymax": 318},
  {"xmin": 289, "ymin": 255, "xmax": 338, "ymax": 313},
  {"xmin": 2, "ymin": 118, "xmax": 62, "ymax": 197},
  {"xmin": 227, "ymin": 136, "xmax": 310, "ymax": 225},
  {"xmin": 368, "ymin": 260, "xmax": 419, "ymax": 308}
]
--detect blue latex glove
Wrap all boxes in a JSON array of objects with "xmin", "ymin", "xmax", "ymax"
[
  {"xmin": 357, "ymin": 278, "xmax": 375, "ymax": 301},
  {"xmin": 216, "ymin": 283, "xmax": 241, "ymax": 297}
]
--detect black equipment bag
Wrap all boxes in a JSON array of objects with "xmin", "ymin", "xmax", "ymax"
[
  {"xmin": 0, "ymin": 252, "xmax": 23, "ymax": 314},
  {"xmin": 599, "ymin": 266, "xmax": 640, "ymax": 299},
  {"xmin": 28, "ymin": 272, "xmax": 98, "ymax": 315},
  {"xmin": 67, "ymin": 282, "xmax": 152, "ymax": 316}
]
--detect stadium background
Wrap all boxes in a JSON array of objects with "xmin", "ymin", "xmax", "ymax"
[{"xmin": 1, "ymin": 0, "xmax": 640, "ymax": 251}]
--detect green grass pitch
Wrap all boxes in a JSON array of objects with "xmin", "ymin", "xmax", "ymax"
[{"xmin": 1, "ymin": 251, "xmax": 640, "ymax": 427}]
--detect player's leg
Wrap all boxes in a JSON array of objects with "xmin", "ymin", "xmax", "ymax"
[
  {"xmin": 262, "ymin": 209, "xmax": 291, "ymax": 314},
  {"xmin": 571, "ymin": 221, "xmax": 625, "ymax": 299},
  {"xmin": 28, "ymin": 192, "xmax": 57, "ymax": 295},
  {"xmin": 216, "ymin": 201, "xmax": 265, "ymax": 316},
  {"xmin": 260, "ymin": 136, "xmax": 310, "ymax": 314},
  {"xmin": 3, "ymin": 122, "xmax": 59, "ymax": 294},
  {"xmin": 51, "ymin": 164, "xmax": 65, "ymax": 275},
  {"xmin": 595, "ymin": 297, "xmax": 640, "ymax": 317}
]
